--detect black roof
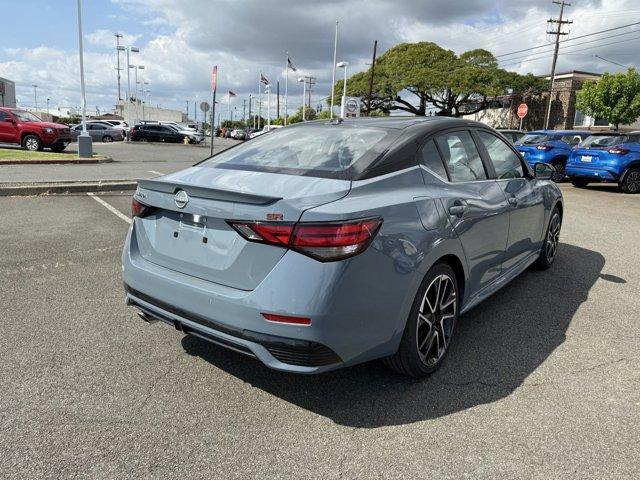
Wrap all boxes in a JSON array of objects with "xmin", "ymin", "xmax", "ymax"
[{"xmin": 298, "ymin": 116, "xmax": 488, "ymax": 131}]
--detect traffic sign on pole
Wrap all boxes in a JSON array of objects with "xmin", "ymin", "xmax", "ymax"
[
  {"xmin": 200, "ymin": 101, "xmax": 210, "ymax": 113},
  {"xmin": 517, "ymin": 103, "xmax": 528, "ymax": 119}
]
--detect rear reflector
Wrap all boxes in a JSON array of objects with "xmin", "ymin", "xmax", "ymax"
[
  {"xmin": 261, "ymin": 313, "xmax": 312, "ymax": 326},
  {"xmin": 227, "ymin": 217, "xmax": 382, "ymax": 261}
]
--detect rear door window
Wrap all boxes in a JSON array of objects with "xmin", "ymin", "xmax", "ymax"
[
  {"xmin": 477, "ymin": 131, "xmax": 524, "ymax": 179},
  {"xmin": 435, "ymin": 131, "xmax": 487, "ymax": 182},
  {"xmin": 418, "ymin": 140, "xmax": 448, "ymax": 180}
]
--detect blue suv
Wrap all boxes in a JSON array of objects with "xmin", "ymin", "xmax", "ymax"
[
  {"xmin": 515, "ymin": 130, "xmax": 591, "ymax": 182},
  {"xmin": 567, "ymin": 132, "xmax": 640, "ymax": 193}
]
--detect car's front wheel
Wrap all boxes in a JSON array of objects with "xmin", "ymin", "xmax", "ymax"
[
  {"xmin": 384, "ymin": 262, "xmax": 459, "ymax": 377},
  {"xmin": 534, "ymin": 206, "xmax": 561, "ymax": 270},
  {"xmin": 620, "ymin": 168, "xmax": 640, "ymax": 194},
  {"xmin": 23, "ymin": 135, "xmax": 42, "ymax": 152},
  {"xmin": 102, "ymin": 135, "xmax": 113, "ymax": 143}
]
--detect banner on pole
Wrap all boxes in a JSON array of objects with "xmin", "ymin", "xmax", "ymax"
[{"xmin": 211, "ymin": 65, "xmax": 218, "ymax": 92}]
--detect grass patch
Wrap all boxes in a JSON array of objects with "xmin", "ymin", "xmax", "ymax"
[{"xmin": 0, "ymin": 148, "xmax": 104, "ymax": 161}]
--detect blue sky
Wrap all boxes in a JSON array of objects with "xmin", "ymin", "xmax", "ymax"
[{"xmin": 2, "ymin": 0, "xmax": 639, "ymax": 119}]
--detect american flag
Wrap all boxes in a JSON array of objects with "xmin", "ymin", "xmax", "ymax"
[
  {"xmin": 260, "ymin": 73, "xmax": 269, "ymax": 86},
  {"xmin": 228, "ymin": 90, "xmax": 237, "ymax": 97},
  {"xmin": 287, "ymin": 57, "xmax": 296, "ymax": 72}
]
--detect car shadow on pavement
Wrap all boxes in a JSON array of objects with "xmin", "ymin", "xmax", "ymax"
[{"xmin": 181, "ymin": 243, "xmax": 607, "ymax": 428}]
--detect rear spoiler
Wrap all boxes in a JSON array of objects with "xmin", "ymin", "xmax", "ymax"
[{"xmin": 137, "ymin": 179, "xmax": 282, "ymax": 205}]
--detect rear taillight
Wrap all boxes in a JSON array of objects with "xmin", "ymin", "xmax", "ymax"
[
  {"xmin": 131, "ymin": 198, "xmax": 155, "ymax": 218},
  {"xmin": 227, "ymin": 218, "xmax": 382, "ymax": 262},
  {"xmin": 607, "ymin": 147, "xmax": 628, "ymax": 155},
  {"xmin": 536, "ymin": 144, "xmax": 553, "ymax": 151},
  {"xmin": 261, "ymin": 313, "xmax": 312, "ymax": 326}
]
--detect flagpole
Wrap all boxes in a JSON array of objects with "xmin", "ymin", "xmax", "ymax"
[
  {"xmin": 267, "ymin": 85, "xmax": 271, "ymax": 129},
  {"xmin": 258, "ymin": 73, "xmax": 262, "ymax": 130},
  {"xmin": 284, "ymin": 52, "xmax": 288, "ymax": 126},
  {"xmin": 330, "ymin": 20, "xmax": 338, "ymax": 119},
  {"xmin": 210, "ymin": 66, "xmax": 217, "ymax": 157}
]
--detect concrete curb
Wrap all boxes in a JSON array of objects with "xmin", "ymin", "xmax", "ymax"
[
  {"xmin": 0, "ymin": 179, "xmax": 137, "ymax": 196},
  {"xmin": 0, "ymin": 156, "xmax": 112, "ymax": 165}
]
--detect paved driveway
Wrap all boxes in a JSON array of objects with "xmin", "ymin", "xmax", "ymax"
[{"xmin": 1, "ymin": 184, "xmax": 638, "ymax": 478}]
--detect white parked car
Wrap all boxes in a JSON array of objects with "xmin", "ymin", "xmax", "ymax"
[{"xmin": 249, "ymin": 125, "xmax": 283, "ymax": 139}]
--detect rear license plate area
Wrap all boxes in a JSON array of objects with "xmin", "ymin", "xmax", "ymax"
[{"xmin": 581, "ymin": 155, "xmax": 592, "ymax": 163}]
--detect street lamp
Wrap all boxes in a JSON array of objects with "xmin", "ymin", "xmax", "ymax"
[
  {"xmin": 32, "ymin": 84, "xmax": 38, "ymax": 111},
  {"xmin": 46, "ymin": 98, "xmax": 50, "ymax": 114},
  {"xmin": 337, "ymin": 61, "xmax": 349, "ymax": 118},
  {"xmin": 297, "ymin": 77, "xmax": 306, "ymax": 121},
  {"xmin": 76, "ymin": 0, "xmax": 92, "ymax": 157}
]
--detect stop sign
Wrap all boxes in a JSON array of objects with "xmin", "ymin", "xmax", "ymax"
[{"xmin": 517, "ymin": 103, "xmax": 528, "ymax": 119}]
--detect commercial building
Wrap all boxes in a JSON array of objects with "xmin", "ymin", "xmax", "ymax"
[
  {"xmin": 115, "ymin": 100, "xmax": 185, "ymax": 125},
  {"xmin": 463, "ymin": 70, "xmax": 640, "ymax": 132},
  {"xmin": 0, "ymin": 77, "xmax": 17, "ymax": 108}
]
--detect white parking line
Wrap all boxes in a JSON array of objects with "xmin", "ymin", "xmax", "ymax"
[
  {"xmin": 86, "ymin": 192, "xmax": 131, "ymax": 224},
  {"xmin": 147, "ymin": 170, "xmax": 164, "ymax": 176}
]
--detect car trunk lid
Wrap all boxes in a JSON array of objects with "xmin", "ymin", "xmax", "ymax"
[{"xmin": 132, "ymin": 166, "xmax": 351, "ymax": 290}]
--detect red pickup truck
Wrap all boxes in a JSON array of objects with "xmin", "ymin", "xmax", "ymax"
[{"xmin": 0, "ymin": 107, "xmax": 72, "ymax": 152}]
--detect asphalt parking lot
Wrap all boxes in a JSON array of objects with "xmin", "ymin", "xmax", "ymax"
[{"xmin": 1, "ymin": 184, "xmax": 639, "ymax": 478}]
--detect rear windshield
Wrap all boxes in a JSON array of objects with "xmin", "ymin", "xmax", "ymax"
[
  {"xmin": 516, "ymin": 134, "xmax": 555, "ymax": 145},
  {"xmin": 578, "ymin": 135, "xmax": 625, "ymax": 148},
  {"xmin": 201, "ymin": 124, "xmax": 396, "ymax": 179}
]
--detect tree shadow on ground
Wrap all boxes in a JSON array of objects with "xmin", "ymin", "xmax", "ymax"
[{"xmin": 182, "ymin": 243, "xmax": 610, "ymax": 428}]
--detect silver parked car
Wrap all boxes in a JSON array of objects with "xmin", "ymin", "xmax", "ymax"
[
  {"xmin": 71, "ymin": 123, "xmax": 125, "ymax": 142},
  {"xmin": 122, "ymin": 117, "xmax": 562, "ymax": 377}
]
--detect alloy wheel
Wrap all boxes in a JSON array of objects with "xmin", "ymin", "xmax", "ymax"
[
  {"xmin": 625, "ymin": 170, "xmax": 640, "ymax": 193},
  {"xmin": 25, "ymin": 137, "xmax": 39, "ymax": 151},
  {"xmin": 551, "ymin": 162, "xmax": 565, "ymax": 183},
  {"xmin": 416, "ymin": 274, "xmax": 457, "ymax": 366},
  {"xmin": 546, "ymin": 213, "xmax": 561, "ymax": 263}
]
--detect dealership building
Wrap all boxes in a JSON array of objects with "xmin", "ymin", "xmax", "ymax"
[{"xmin": 0, "ymin": 76, "xmax": 16, "ymax": 108}]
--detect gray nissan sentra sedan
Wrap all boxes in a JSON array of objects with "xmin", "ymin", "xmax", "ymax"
[{"xmin": 122, "ymin": 117, "xmax": 562, "ymax": 377}]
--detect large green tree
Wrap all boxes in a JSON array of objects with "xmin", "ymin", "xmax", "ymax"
[
  {"xmin": 333, "ymin": 42, "xmax": 547, "ymax": 117},
  {"xmin": 576, "ymin": 68, "xmax": 640, "ymax": 130}
]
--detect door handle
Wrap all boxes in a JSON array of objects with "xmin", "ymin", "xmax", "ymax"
[
  {"xmin": 448, "ymin": 201, "xmax": 468, "ymax": 217},
  {"xmin": 508, "ymin": 197, "xmax": 518, "ymax": 206}
]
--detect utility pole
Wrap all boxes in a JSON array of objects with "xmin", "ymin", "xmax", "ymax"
[
  {"xmin": 186, "ymin": 100, "xmax": 189, "ymax": 119},
  {"xmin": 243, "ymin": 98, "xmax": 247, "ymax": 123},
  {"xmin": 114, "ymin": 33, "xmax": 123, "ymax": 101},
  {"xmin": 544, "ymin": 1, "xmax": 572, "ymax": 130},
  {"xmin": 32, "ymin": 84, "xmax": 38, "ymax": 111},
  {"xmin": 305, "ymin": 76, "xmax": 316, "ymax": 110},
  {"xmin": 367, "ymin": 40, "xmax": 378, "ymax": 116},
  {"xmin": 276, "ymin": 80, "xmax": 280, "ymax": 119}
]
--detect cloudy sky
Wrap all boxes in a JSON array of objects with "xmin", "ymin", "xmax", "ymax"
[{"xmin": 1, "ymin": 0, "xmax": 639, "ymax": 119}]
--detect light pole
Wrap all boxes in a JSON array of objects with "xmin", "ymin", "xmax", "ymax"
[
  {"xmin": 114, "ymin": 33, "xmax": 123, "ymax": 100},
  {"xmin": 337, "ymin": 61, "xmax": 349, "ymax": 118},
  {"xmin": 298, "ymin": 77, "xmax": 305, "ymax": 121},
  {"xmin": 117, "ymin": 44, "xmax": 139, "ymax": 134},
  {"xmin": 46, "ymin": 98, "xmax": 50, "ymax": 115},
  {"xmin": 266, "ymin": 86, "xmax": 271, "ymax": 129},
  {"xmin": 76, "ymin": 0, "xmax": 92, "ymax": 157},
  {"xmin": 32, "ymin": 84, "xmax": 38, "ymax": 111}
]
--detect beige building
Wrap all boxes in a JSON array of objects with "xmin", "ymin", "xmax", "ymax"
[
  {"xmin": 115, "ymin": 100, "xmax": 185, "ymax": 125},
  {"xmin": 463, "ymin": 71, "xmax": 640, "ymax": 132}
]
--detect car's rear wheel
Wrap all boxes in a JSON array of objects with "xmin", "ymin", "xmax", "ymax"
[
  {"xmin": 139, "ymin": 137, "xmax": 148, "ymax": 143},
  {"xmin": 620, "ymin": 168, "xmax": 640, "ymax": 194},
  {"xmin": 551, "ymin": 160, "xmax": 566, "ymax": 183},
  {"xmin": 571, "ymin": 178, "xmax": 589, "ymax": 188},
  {"xmin": 23, "ymin": 135, "xmax": 42, "ymax": 152},
  {"xmin": 383, "ymin": 263, "xmax": 459, "ymax": 377},
  {"xmin": 102, "ymin": 135, "xmax": 113, "ymax": 143},
  {"xmin": 534, "ymin": 206, "xmax": 561, "ymax": 270}
]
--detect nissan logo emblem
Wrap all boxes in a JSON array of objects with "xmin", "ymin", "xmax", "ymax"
[{"xmin": 174, "ymin": 190, "xmax": 189, "ymax": 209}]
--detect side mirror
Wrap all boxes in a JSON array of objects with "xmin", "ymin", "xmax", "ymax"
[{"xmin": 534, "ymin": 162, "xmax": 554, "ymax": 180}]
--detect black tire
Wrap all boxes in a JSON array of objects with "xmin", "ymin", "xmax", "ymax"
[
  {"xmin": 23, "ymin": 134, "xmax": 42, "ymax": 152},
  {"xmin": 139, "ymin": 137, "xmax": 148, "ymax": 143},
  {"xmin": 550, "ymin": 160, "xmax": 566, "ymax": 183},
  {"xmin": 619, "ymin": 168, "xmax": 640, "ymax": 194},
  {"xmin": 102, "ymin": 135, "xmax": 113, "ymax": 143},
  {"xmin": 571, "ymin": 178, "xmax": 590, "ymax": 188},
  {"xmin": 50, "ymin": 145, "xmax": 66, "ymax": 153},
  {"xmin": 383, "ymin": 262, "xmax": 459, "ymax": 377},
  {"xmin": 534, "ymin": 206, "xmax": 561, "ymax": 270}
]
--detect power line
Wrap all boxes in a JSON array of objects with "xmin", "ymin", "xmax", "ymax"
[
  {"xmin": 594, "ymin": 55, "xmax": 630, "ymax": 68},
  {"xmin": 499, "ymin": 28, "xmax": 640, "ymax": 64},
  {"xmin": 495, "ymin": 20, "xmax": 640, "ymax": 58}
]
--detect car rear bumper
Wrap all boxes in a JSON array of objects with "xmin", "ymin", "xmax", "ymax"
[
  {"xmin": 566, "ymin": 164, "xmax": 620, "ymax": 181},
  {"xmin": 121, "ymin": 221, "xmax": 408, "ymax": 373}
]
